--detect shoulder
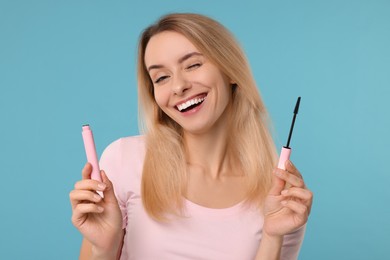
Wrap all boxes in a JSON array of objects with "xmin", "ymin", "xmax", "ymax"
[
  {"xmin": 100, "ymin": 135, "xmax": 146, "ymax": 167},
  {"xmin": 102, "ymin": 135, "xmax": 146, "ymax": 158},
  {"xmin": 99, "ymin": 135, "xmax": 146, "ymax": 194}
]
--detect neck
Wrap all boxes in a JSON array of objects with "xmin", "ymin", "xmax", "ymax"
[{"xmin": 182, "ymin": 122, "xmax": 232, "ymax": 179}]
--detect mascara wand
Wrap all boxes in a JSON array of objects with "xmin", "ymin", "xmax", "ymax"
[
  {"xmin": 277, "ymin": 97, "xmax": 301, "ymax": 170},
  {"xmin": 286, "ymin": 97, "xmax": 301, "ymax": 148}
]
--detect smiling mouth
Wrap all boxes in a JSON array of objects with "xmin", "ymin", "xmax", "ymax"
[{"xmin": 176, "ymin": 94, "xmax": 207, "ymax": 112}]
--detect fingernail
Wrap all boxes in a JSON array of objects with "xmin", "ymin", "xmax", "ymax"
[
  {"xmin": 288, "ymin": 160, "xmax": 293, "ymax": 167},
  {"xmin": 281, "ymin": 190, "xmax": 288, "ymax": 195},
  {"xmin": 281, "ymin": 200, "xmax": 287, "ymax": 205},
  {"xmin": 97, "ymin": 206, "xmax": 104, "ymax": 212},
  {"xmin": 94, "ymin": 194, "xmax": 102, "ymax": 201},
  {"xmin": 97, "ymin": 183, "xmax": 106, "ymax": 190}
]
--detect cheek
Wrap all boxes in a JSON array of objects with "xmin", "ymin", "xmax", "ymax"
[
  {"xmin": 200, "ymin": 67, "xmax": 228, "ymax": 89},
  {"xmin": 153, "ymin": 87, "xmax": 170, "ymax": 109}
]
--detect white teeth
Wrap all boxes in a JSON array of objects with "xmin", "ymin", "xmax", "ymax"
[{"xmin": 177, "ymin": 97, "xmax": 206, "ymax": 111}]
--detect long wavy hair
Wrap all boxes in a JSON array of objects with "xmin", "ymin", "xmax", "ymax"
[{"xmin": 137, "ymin": 13, "xmax": 277, "ymax": 221}]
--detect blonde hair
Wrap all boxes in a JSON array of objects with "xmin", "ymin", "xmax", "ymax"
[{"xmin": 137, "ymin": 13, "xmax": 277, "ymax": 221}]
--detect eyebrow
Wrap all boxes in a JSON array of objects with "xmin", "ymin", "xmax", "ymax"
[{"xmin": 147, "ymin": 52, "xmax": 203, "ymax": 72}]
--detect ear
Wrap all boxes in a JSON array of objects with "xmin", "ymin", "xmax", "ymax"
[
  {"xmin": 231, "ymin": 83, "xmax": 238, "ymax": 92},
  {"xmin": 228, "ymin": 77, "xmax": 238, "ymax": 92}
]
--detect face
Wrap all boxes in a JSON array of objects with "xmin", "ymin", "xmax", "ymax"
[{"xmin": 144, "ymin": 31, "xmax": 233, "ymax": 135}]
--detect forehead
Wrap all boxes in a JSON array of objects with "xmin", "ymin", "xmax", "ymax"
[{"xmin": 144, "ymin": 31, "xmax": 200, "ymax": 66}]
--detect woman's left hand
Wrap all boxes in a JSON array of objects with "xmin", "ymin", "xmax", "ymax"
[{"xmin": 263, "ymin": 160, "xmax": 313, "ymax": 237}]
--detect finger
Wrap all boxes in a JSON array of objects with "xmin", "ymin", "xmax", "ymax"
[
  {"xmin": 275, "ymin": 168, "xmax": 305, "ymax": 188},
  {"xmin": 74, "ymin": 179, "xmax": 107, "ymax": 192},
  {"xmin": 74, "ymin": 203, "xmax": 104, "ymax": 214},
  {"xmin": 280, "ymin": 199, "xmax": 309, "ymax": 223},
  {"xmin": 285, "ymin": 160, "xmax": 302, "ymax": 178},
  {"xmin": 69, "ymin": 190, "xmax": 102, "ymax": 209},
  {"xmin": 281, "ymin": 187, "xmax": 313, "ymax": 206},
  {"xmin": 268, "ymin": 169, "xmax": 286, "ymax": 196},
  {"xmin": 82, "ymin": 163, "xmax": 93, "ymax": 180},
  {"xmin": 100, "ymin": 170, "xmax": 118, "ymax": 203},
  {"xmin": 72, "ymin": 203, "xmax": 104, "ymax": 227}
]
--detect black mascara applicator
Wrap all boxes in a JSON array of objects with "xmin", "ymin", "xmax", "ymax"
[{"xmin": 277, "ymin": 97, "xmax": 301, "ymax": 170}]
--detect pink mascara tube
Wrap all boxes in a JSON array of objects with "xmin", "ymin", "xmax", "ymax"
[
  {"xmin": 82, "ymin": 124, "xmax": 103, "ymax": 197},
  {"xmin": 277, "ymin": 97, "xmax": 301, "ymax": 170}
]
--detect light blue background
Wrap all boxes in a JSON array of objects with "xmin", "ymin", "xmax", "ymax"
[{"xmin": 1, "ymin": 0, "xmax": 389, "ymax": 259}]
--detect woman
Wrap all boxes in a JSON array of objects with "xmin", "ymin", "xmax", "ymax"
[{"xmin": 70, "ymin": 13, "xmax": 313, "ymax": 259}]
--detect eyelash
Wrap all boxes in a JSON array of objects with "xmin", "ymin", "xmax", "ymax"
[
  {"xmin": 154, "ymin": 76, "xmax": 169, "ymax": 84},
  {"xmin": 187, "ymin": 63, "xmax": 201, "ymax": 70},
  {"xmin": 153, "ymin": 63, "xmax": 202, "ymax": 84}
]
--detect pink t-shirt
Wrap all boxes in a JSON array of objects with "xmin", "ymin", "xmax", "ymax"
[{"xmin": 99, "ymin": 136, "xmax": 305, "ymax": 260}]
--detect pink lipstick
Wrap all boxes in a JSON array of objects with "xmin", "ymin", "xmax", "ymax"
[{"xmin": 82, "ymin": 124, "xmax": 103, "ymax": 197}]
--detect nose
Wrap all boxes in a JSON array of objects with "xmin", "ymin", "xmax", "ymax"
[{"xmin": 172, "ymin": 72, "xmax": 191, "ymax": 96}]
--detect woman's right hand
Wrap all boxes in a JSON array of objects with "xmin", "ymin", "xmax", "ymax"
[{"xmin": 70, "ymin": 163, "xmax": 123, "ymax": 258}]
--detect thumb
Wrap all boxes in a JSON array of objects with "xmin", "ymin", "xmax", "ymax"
[
  {"xmin": 100, "ymin": 170, "xmax": 118, "ymax": 203},
  {"xmin": 268, "ymin": 168, "xmax": 286, "ymax": 196}
]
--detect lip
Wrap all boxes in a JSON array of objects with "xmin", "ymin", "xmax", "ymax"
[
  {"xmin": 179, "ymin": 97, "xmax": 206, "ymax": 116},
  {"xmin": 174, "ymin": 93, "xmax": 208, "ymax": 108}
]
